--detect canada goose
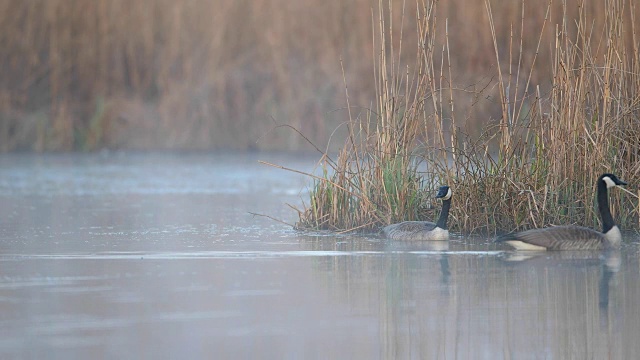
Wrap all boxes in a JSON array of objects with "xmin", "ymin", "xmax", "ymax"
[
  {"xmin": 495, "ymin": 173, "xmax": 627, "ymax": 250},
  {"xmin": 382, "ymin": 185, "xmax": 452, "ymax": 241}
]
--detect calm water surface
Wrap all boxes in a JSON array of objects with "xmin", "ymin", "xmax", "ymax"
[{"xmin": 0, "ymin": 153, "xmax": 639, "ymax": 359}]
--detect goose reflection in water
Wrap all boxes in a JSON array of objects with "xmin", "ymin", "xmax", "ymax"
[
  {"xmin": 500, "ymin": 249, "xmax": 621, "ymax": 328},
  {"xmin": 383, "ymin": 239, "xmax": 451, "ymax": 291}
]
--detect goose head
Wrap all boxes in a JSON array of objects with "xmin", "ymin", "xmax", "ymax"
[
  {"xmin": 435, "ymin": 185, "xmax": 452, "ymax": 200},
  {"xmin": 600, "ymin": 173, "xmax": 627, "ymax": 189}
]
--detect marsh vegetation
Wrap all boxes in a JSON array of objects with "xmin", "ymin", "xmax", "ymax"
[
  {"xmin": 295, "ymin": 0, "xmax": 640, "ymax": 235},
  {"xmin": 1, "ymin": 0, "xmax": 638, "ymax": 235},
  {"xmin": 0, "ymin": 0, "xmax": 636, "ymax": 153}
]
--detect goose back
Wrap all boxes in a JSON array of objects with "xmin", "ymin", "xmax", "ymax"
[
  {"xmin": 383, "ymin": 221, "xmax": 448, "ymax": 241},
  {"xmin": 496, "ymin": 225, "xmax": 619, "ymax": 250}
]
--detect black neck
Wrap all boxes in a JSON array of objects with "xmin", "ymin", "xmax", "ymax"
[
  {"xmin": 436, "ymin": 198, "xmax": 451, "ymax": 229},
  {"xmin": 597, "ymin": 180, "xmax": 616, "ymax": 233}
]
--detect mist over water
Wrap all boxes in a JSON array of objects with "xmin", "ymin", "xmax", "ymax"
[{"xmin": 0, "ymin": 153, "xmax": 639, "ymax": 359}]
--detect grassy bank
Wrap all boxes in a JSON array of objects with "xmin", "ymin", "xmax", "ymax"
[
  {"xmin": 296, "ymin": 0, "xmax": 640, "ymax": 235},
  {"xmin": 1, "ymin": 0, "xmax": 635, "ymax": 152}
]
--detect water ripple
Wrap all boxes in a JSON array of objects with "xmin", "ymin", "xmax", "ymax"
[{"xmin": 0, "ymin": 250, "xmax": 504, "ymax": 260}]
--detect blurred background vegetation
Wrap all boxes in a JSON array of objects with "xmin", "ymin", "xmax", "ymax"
[{"xmin": 0, "ymin": 0, "xmax": 635, "ymax": 152}]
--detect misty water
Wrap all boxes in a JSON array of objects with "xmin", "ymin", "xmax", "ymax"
[{"xmin": 1, "ymin": 153, "xmax": 639, "ymax": 359}]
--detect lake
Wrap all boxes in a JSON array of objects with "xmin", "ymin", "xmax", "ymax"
[{"xmin": 0, "ymin": 152, "xmax": 639, "ymax": 359}]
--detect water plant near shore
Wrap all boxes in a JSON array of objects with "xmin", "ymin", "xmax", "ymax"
[{"xmin": 294, "ymin": 0, "xmax": 640, "ymax": 235}]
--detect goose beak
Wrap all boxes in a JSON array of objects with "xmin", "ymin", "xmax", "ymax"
[{"xmin": 617, "ymin": 179, "xmax": 628, "ymax": 186}]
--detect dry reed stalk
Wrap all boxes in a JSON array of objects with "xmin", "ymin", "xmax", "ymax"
[
  {"xmin": 294, "ymin": 0, "xmax": 640, "ymax": 234},
  {"xmin": 291, "ymin": 0, "xmax": 443, "ymax": 232},
  {"xmin": 3, "ymin": 0, "xmax": 635, "ymax": 152},
  {"xmin": 451, "ymin": 0, "xmax": 640, "ymax": 233}
]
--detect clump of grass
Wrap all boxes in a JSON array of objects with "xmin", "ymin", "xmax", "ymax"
[
  {"xmin": 295, "ymin": 0, "xmax": 640, "ymax": 234},
  {"xmin": 442, "ymin": 0, "xmax": 640, "ymax": 234},
  {"xmin": 292, "ymin": 0, "xmax": 445, "ymax": 233}
]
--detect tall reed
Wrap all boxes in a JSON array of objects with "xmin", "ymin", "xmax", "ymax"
[
  {"xmin": 1, "ymin": 0, "xmax": 636, "ymax": 152},
  {"xmin": 296, "ymin": 0, "xmax": 640, "ymax": 234},
  {"xmin": 298, "ymin": 0, "xmax": 442, "ymax": 231}
]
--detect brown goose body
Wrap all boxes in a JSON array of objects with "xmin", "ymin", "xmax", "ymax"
[
  {"xmin": 495, "ymin": 173, "xmax": 626, "ymax": 251},
  {"xmin": 498, "ymin": 225, "xmax": 621, "ymax": 251},
  {"xmin": 382, "ymin": 186, "xmax": 452, "ymax": 241},
  {"xmin": 383, "ymin": 221, "xmax": 448, "ymax": 241}
]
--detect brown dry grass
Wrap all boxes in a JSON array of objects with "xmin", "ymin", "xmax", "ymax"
[
  {"xmin": 294, "ymin": 0, "xmax": 640, "ymax": 234},
  {"xmin": 0, "ymin": 0, "xmax": 635, "ymax": 152}
]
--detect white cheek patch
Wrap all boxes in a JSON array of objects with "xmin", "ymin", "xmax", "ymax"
[
  {"xmin": 442, "ymin": 188, "xmax": 452, "ymax": 200},
  {"xmin": 603, "ymin": 176, "xmax": 616, "ymax": 188}
]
